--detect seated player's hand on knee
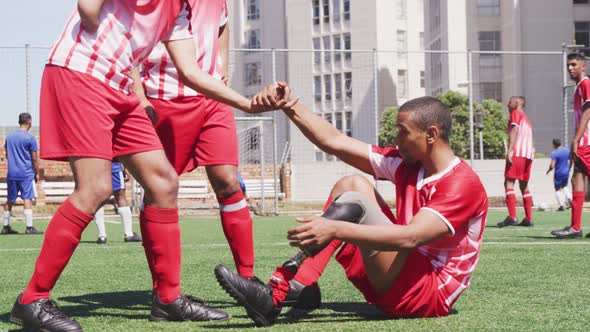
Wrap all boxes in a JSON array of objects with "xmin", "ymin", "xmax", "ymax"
[{"xmin": 287, "ymin": 216, "xmax": 336, "ymax": 250}]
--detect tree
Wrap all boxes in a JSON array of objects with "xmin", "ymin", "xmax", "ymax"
[{"xmin": 378, "ymin": 91, "xmax": 507, "ymax": 159}]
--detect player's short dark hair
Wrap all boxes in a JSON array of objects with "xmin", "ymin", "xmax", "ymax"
[
  {"xmin": 18, "ymin": 112, "xmax": 32, "ymax": 125},
  {"xmin": 567, "ymin": 52, "xmax": 586, "ymax": 61},
  {"xmin": 398, "ymin": 96, "xmax": 452, "ymax": 141},
  {"xmin": 552, "ymin": 138, "xmax": 561, "ymax": 147}
]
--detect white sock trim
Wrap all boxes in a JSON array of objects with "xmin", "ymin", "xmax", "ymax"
[
  {"xmin": 24, "ymin": 209, "xmax": 33, "ymax": 227},
  {"xmin": 118, "ymin": 206, "xmax": 133, "ymax": 236},
  {"xmin": 219, "ymin": 199, "xmax": 248, "ymax": 213},
  {"xmin": 2, "ymin": 211, "xmax": 9, "ymax": 226}
]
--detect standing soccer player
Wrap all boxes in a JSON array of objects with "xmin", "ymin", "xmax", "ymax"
[
  {"xmin": 2, "ymin": 113, "xmax": 43, "ymax": 235},
  {"xmin": 552, "ymin": 52, "xmax": 590, "ymax": 238},
  {"xmin": 546, "ymin": 138, "xmax": 572, "ymax": 211},
  {"xmin": 131, "ymin": 0, "xmax": 256, "ymax": 279},
  {"xmin": 9, "ymin": 1, "xmax": 287, "ymax": 330},
  {"xmin": 94, "ymin": 162, "xmax": 141, "ymax": 244},
  {"xmin": 215, "ymin": 94, "xmax": 488, "ymax": 326},
  {"xmin": 497, "ymin": 96, "xmax": 535, "ymax": 227}
]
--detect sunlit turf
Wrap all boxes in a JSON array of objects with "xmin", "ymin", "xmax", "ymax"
[{"xmin": 1, "ymin": 209, "xmax": 589, "ymax": 331}]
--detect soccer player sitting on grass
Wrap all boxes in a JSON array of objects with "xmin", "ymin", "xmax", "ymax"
[{"xmin": 214, "ymin": 89, "xmax": 488, "ymax": 326}]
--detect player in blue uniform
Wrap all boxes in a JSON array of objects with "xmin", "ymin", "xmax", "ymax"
[
  {"xmin": 547, "ymin": 138, "xmax": 572, "ymax": 211},
  {"xmin": 2, "ymin": 113, "xmax": 43, "ymax": 235},
  {"xmin": 93, "ymin": 162, "xmax": 141, "ymax": 243}
]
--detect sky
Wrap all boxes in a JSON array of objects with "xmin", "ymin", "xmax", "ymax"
[{"xmin": 0, "ymin": 0, "xmax": 76, "ymax": 126}]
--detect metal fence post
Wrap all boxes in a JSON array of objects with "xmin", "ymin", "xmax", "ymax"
[
  {"xmin": 562, "ymin": 50, "xmax": 569, "ymax": 147},
  {"xmin": 259, "ymin": 120, "xmax": 265, "ymax": 214},
  {"xmin": 372, "ymin": 48, "xmax": 380, "ymax": 190},
  {"xmin": 271, "ymin": 48, "xmax": 279, "ymax": 215},
  {"xmin": 467, "ymin": 50, "xmax": 474, "ymax": 166},
  {"xmin": 25, "ymin": 44, "xmax": 31, "ymax": 114}
]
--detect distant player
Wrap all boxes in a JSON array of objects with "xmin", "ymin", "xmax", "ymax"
[
  {"xmin": 497, "ymin": 96, "xmax": 535, "ymax": 227},
  {"xmin": 2, "ymin": 113, "xmax": 43, "ymax": 235},
  {"xmin": 215, "ymin": 94, "xmax": 488, "ymax": 326},
  {"xmin": 552, "ymin": 52, "xmax": 590, "ymax": 238},
  {"xmin": 546, "ymin": 138, "xmax": 571, "ymax": 211},
  {"xmin": 94, "ymin": 162, "xmax": 141, "ymax": 244}
]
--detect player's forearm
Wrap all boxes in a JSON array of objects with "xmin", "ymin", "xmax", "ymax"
[
  {"xmin": 333, "ymin": 222, "xmax": 419, "ymax": 251},
  {"xmin": 130, "ymin": 67, "xmax": 152, "ymax": 107},
  {"xmin": 507, "ymin": 128, "xmax": 517, "ymax": 156},
  {"xmin": 573, "ymin": 107, "xmax": 590, "ymax": 142},
  {"xmin": 282, "ymin": 103, "xmax": 344, "ymax": 155},
  {"xmin": 181, "ymin": 69, "xmax": 251, "ymax": 111},
  {"xmin": 218, "ymin": 24, "xmax": 230, "ymax": 77},
  {"xmin": 78, "ymin": 0, "xmax": 104, "ymax": 33}
]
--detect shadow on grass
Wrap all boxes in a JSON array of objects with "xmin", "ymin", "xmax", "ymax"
[
  {"xmin": 57, "ymin": 290, "xmax": 233, "ymax": 319},
  {"xmin": 202, "ymin": 302, "xmax": 458, "ymax": 328}
]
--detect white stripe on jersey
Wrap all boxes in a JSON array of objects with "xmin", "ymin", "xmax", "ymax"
[{"xmin": 47, "ymin": 1, "xmax": 192, "ymax": 94}]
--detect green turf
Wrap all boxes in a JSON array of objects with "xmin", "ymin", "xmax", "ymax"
[{"xmin": 1, "ymin": 210, "xmax": 589, "ymax": 331}]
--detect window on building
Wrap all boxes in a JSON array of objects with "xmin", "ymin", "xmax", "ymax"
[
  {"xmin": 478, "ymin": 31, "xmax": 501, "ymax": 66},
  {"xmin": 324, "ymin": 75, "xmax": 332, "ymax": 100},
  {"xmin": 477, "ymin": 0, "xmax": 500, "ymax": 16},
  {"xmin": 246, "ymin": 127, "xmax": 260, "ymax": 151},
  {"xmin": 246, "ymin": 29, "xmax": 261, "ymax": 49},
  {"xmin": 420, "ymin": 70, "xmax": 425, "ymax": 88},
  {"xmin": 314, "ymin": 76, "xmax": 322, "ymax": 101},
  {"xmin": 246, "ymin": 0, "xmax": 260, "ymax": 20},
  {"xmin": 397, "ymin": 30, "xmax": 407, "ymax": 58},
  {"xmin": 335, "ymin": 112, "xmax": 343, "ymax": 131},
  {"xmin": 574, "ymin": 0, "xmax": 588, "ymax": 4},
  {"xmin": 312, "ymin": 0, "xmax": 320, "ymax": 25},
  {"xmin": 343, "ymin": 33, "xmax": 351, "ymax": 60},
  {"xmin": 575, "ymin": 22, "xmax": 590, "ymax": 54},
  {"xmin": 322, "ymin": 0, "xmax": 330, "ymax": 23},
  {"xmin": 345, "ymin": 111, "xmax": 352, "ymax": 136},
  {"xmin": 333, "ymin": 0, "xmax": 340, "ymax": 23},
  {"xmin": 245, "ymin": 62, "xmax": 261, "ymax": 85},
  {"xmin": 429, "ymin": 39, "xmax": 442, "ymax": 86},
  {"xmin": 324, "ymin": 113, "xmax": 333, "ymax": 124},
  {"xmin": 323, "ymin": 36, "xmax": 331, "ymax": 64},
  {"xmin": 344, "ymin": 72, "xmax": 352, "ymax": 99},
  {"xmin": 480, "ymin": 82, "xmax": 502, "ymax": 101},
  {"xmin": 333, "ymin": 35, "xmax": 341, "ymax": 62},
  {"xmin": 343, "ymin": 0, "xmax": 350, "ymax": 21},
  {"xmin": 334, "ymin": 73, "xmax": 342, "ymax": 99},
  {"xmin": 397, "ymin": 70, "xmax": 407, "ymax": 97},
  {"xmin": 419, "ymin": 32, "xmax": 424, "ymax": 50},
  {"xmin": 396, "ymin": 0, "xmax": 406, "ymax": 19},
  {"xmin": 313, "ymin": 37, "xmax": 321, "ymax": 64}
]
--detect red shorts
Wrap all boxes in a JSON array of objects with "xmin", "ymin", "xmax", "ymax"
[
  {"xmin": 574, "ymin": 146, "xmax": 590, "ymax": 175},
  {"xmin": 40, "ymin": 65, "xmax": 162, "ymax": 161},
  {"xmin": 335, "ymin": 246, "xmax": 449, "ymax": 318},
  {"xmin": 504, "ymin": 156, "xmax": 532, "ymax": 181},
  {"xmin": 149, "ymin": 96, "xmax": 238, "ymax": 175},
  {"xmin": 334, "ymin": 206, "xmax": 449, "ymax": 318}
]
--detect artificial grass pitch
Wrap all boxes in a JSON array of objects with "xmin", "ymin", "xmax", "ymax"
[{"xmin": 1, "ymin": 210, "xmax": 589, "ymax": 331}]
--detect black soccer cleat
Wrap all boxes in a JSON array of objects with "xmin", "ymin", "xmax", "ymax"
[
  {"xmin": 497, "ymin": 217, "xmax": 518, "ymax": 227},
  {"xmin": 283, "ymin": 280, "xmax": 321, "ymax": 310},
  {"xmin": 1, "ymin": 225, "xmax": 19, "ymax": 234},
  {"xmin": 96, "ymin": 236, "xmax": 107, "ymax": 244},
  {"xmin": 124, "ymin": 232, "xmax": 142, "ymax": 242},
  {"xmin": 516, "ymin": 219, "xmax": 534, "ymax": 227},
  {"xmin": 25, "ymin": 226, "xmax": 44, "ymax": 235},
  {"xmin": 214, "ymin": 264, "xmax": 280, "ymax": 327},
  {"xmin": 10, "ymin": 294, "xmax": 82, "ymax": 332},
  {"xmin": 150, "ymin": 294, "xmax": 228, "ymax": 322},
  {"xmin": 551, "ymin": 226, "xmax": 583, "ymax": 238}
]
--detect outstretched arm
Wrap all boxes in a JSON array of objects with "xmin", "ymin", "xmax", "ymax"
[
  {"xmin": 279, "ymin": 98, "xmax": 374, "ymax": 175},
  {"xmin": 78, "ymin": 0, "xmax": 104, "ymax": 33}
]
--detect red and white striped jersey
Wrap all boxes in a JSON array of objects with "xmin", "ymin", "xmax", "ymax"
[
  {"xmin": 141, "ymin": 0, "xmax": 229, "ymax": 100},
  {"xmin": 574, "ymin": 76, "xmax": 590, "ymax": 147},
  {"xmin": 47, "ymin": 0, "xmax": 192, "ymax": 94},
  {"xmin": 508, "ymin": 109, "xmax": 535, "ymax": 159},
  {"xmin": 369, "ymin": 145, "xmax": 488, "ymax": 308}
]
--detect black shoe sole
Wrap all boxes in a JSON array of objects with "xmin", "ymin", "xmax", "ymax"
[
  {"xmin": 9, "ymin": 315, "xmax": 82, "ymax": 332},
  {"xmin": 214, "ymin": 267, "xmax": 273, "ymax": 327}
]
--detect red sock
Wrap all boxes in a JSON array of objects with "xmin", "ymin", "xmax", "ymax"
[
  {"xmin": 293, "ymin": 240, "xmax": 342, "ymax": 286},
  {"xmin": 140, "ymin": 205, "xmax": 181, "ymax": 303},
  {"xmin": 571, "ymin": 191, "xmax": 585, "ymax": 231},
  {"xmin": 140, "ymin": 211, "xmax": 158, "ymax": 290},
  {"xmin": 21, "ymin": 199, "xmax": 93, "ymax": 304},
  {"xmin": 218, "ymin": 191, "xmax": 254, "ymax": 278},
  {"xmin": 523, "ymin": 191, "xmax": 533, "ymax": 222},
  {"xmin": 505, "ymin": 191, "xmax": 517, "ymax": 219},
  {"xmin": 269, "ymin": 266, "xmax": 296, "ymax": 307}
]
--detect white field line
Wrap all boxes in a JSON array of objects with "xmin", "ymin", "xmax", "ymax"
[{"xmin": 1, "ymin": 241, "xmax": 590, "ymax": 253}]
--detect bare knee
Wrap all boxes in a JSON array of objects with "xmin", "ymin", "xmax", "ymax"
[
  {"xmin": 332, "ymin": 174, "xmax": 375, "ymax": 197},
  {"xmin": 72, "ymin": 178, "xmax": 112, "ymax": 213},
  {"xmin": 147, "ymin": 169, "xmax": 179, "ymax": 205},
  {"xmin": 206, "ymin": 166, "xmax": 242, "ymax": 197}
]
